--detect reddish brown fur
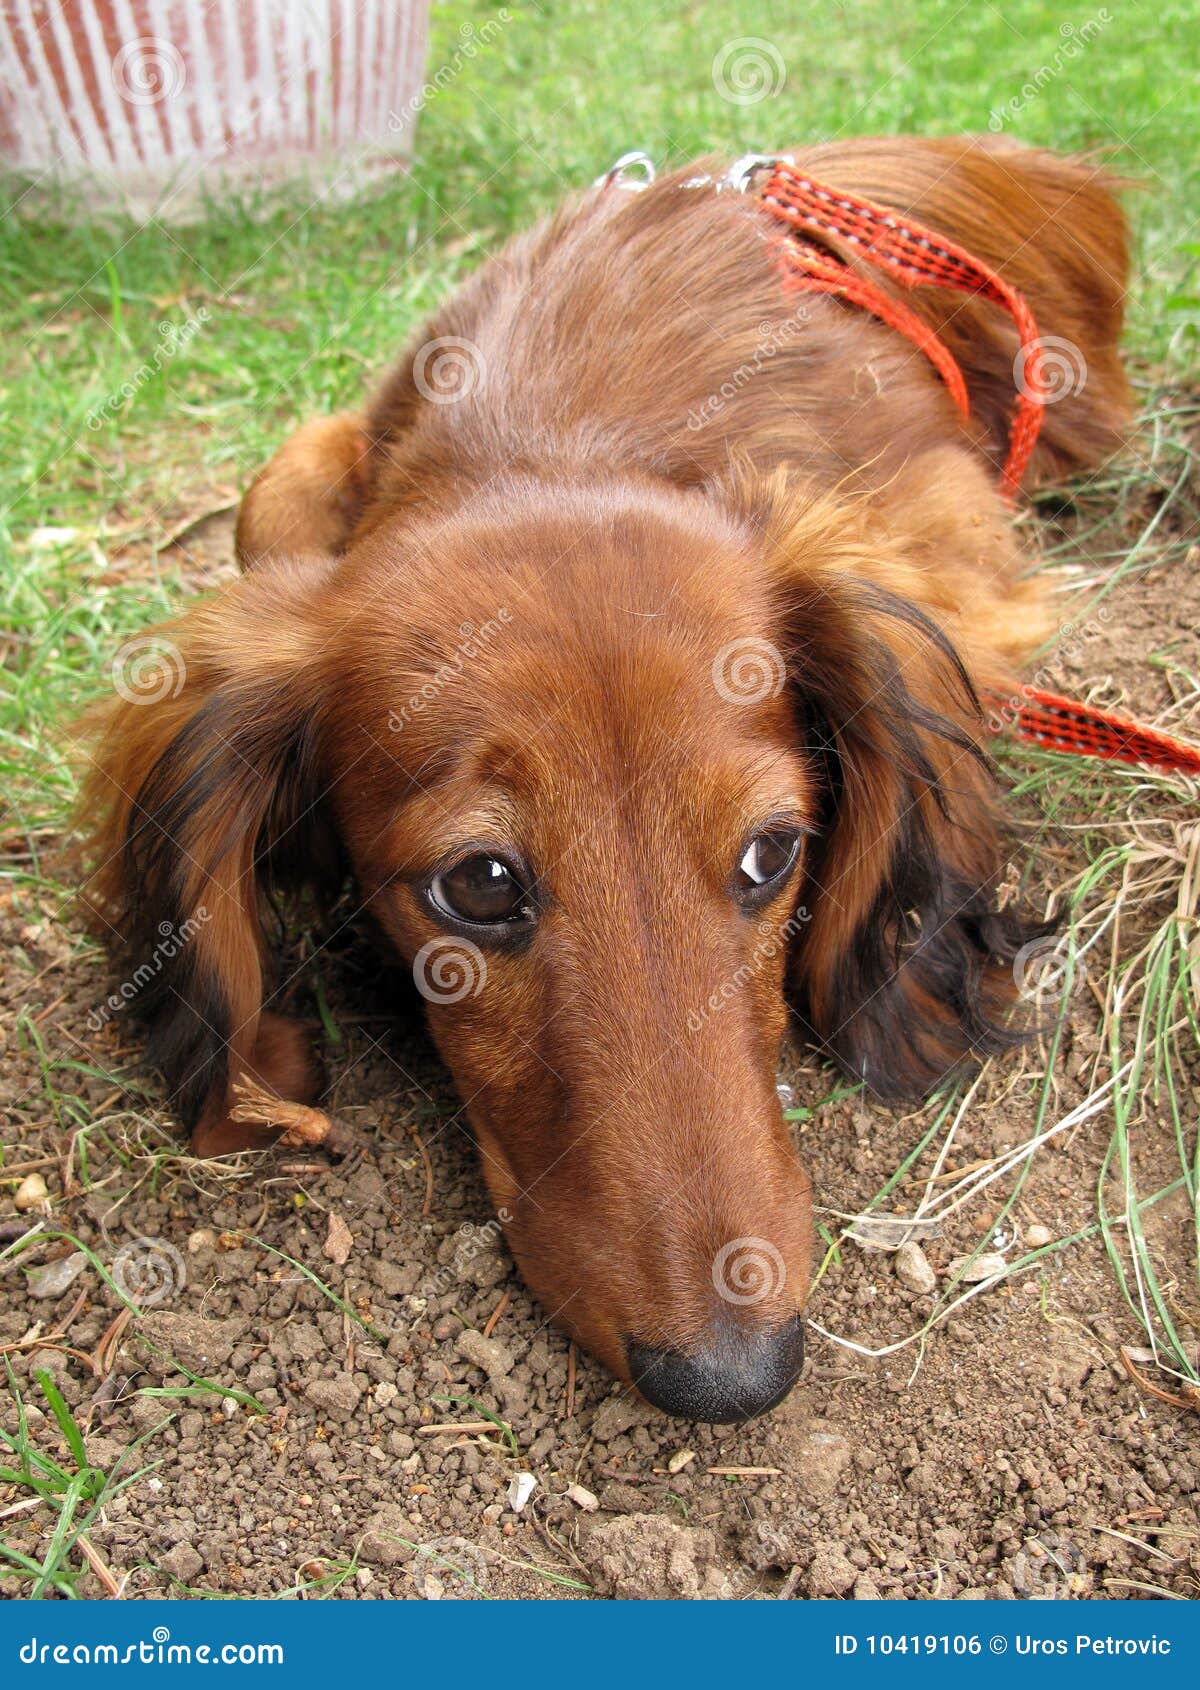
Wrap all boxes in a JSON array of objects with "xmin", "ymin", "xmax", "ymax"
[{"xmin": 76, "ymin": 137, "xmax": 1130, "ymax": 1404}]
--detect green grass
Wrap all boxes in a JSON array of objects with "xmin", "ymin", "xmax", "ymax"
[{"xmin": 0, "ymin": 1360, "xmax": 164, "ymax": 1597}]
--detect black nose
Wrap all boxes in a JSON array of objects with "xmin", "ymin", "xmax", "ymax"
[{"xmin": 625, "ymin": 1316, "xmax": 805, "ymax": 1423}]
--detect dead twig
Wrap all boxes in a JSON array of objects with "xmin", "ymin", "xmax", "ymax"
[
  {"xmin": 416, "ymin": 1420, "xmax": 498, "ymax": 1438},
  {"xmin": 482, "ymin": 1290, "xmax": 511, "ymax": 1340},
  {"xmin": 92, "ymin": 1307, "xmax": 132, "ymax": 1379},
  {"xmin": 1120, "ymin": 1347, "xmax": 1200, "ymax": 1412},
  {"xmin": 78, "ymin": 1534, "xmax": 121, "ymax": 1597},
  {"xmin": 408, "ymin": 1124, "xmax": 434, "ymax": 1216}
]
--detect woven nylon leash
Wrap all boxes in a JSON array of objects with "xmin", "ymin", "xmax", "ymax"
[
  {"xmin": 754, "ymin": 158, "xmax": 1045, "ymax": 500},
  {"xmin": 595, "ymin": 152, "xmax": 1200, "ymax": 780}
]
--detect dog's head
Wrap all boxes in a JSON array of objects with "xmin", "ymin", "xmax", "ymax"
[{"xmin": 79, "ymin": 473, "xmax": 1038, "ymax": 1420}]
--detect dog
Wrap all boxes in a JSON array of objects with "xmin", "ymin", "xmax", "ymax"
[{"xmin": 78, "ymin": 136, "xmax": 1130, "ymax": 1422}]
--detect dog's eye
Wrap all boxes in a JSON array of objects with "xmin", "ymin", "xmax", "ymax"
[
  {"xmin": 734, "ymin": 829, "xmax": 802, "ymax": 907},
  {"xmin": 428, "ymin": 855, "xmax": 534, "ymax": 928}
]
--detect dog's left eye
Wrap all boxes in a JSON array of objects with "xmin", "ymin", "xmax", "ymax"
[
  {"xmin": 734, "ymin": 829, "xmax": 803, "ymax": 907},
  {"xmin": 427, "ymin": 854, "xmax": 535, "ymax": 929}
]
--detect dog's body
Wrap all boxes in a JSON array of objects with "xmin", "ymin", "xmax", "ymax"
[{"xmin": 80, "ymin": 137, "xmax": 1130, "ymax": 1421}]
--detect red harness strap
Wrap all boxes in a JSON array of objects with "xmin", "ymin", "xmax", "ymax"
[
  {"xmin": 757, "ymin": 160, "xmax": 1046, "ymax": 501},
  {"xmin": 748, "ymin": 161, "xmax": 1200, "ymax": 780},
  {"xmin": 985, "ymin": 685, "xmax": 1200, "ymax": 777}
]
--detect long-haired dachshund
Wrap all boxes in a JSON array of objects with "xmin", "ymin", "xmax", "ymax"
[{"xmin": 78, "ymin": 136, "xmax": 1129, "ymax": 1422}]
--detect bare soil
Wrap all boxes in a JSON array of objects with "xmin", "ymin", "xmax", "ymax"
[{"xmin": 2, "ymin": 462, "xmax": 1199, "ymax": 1603}]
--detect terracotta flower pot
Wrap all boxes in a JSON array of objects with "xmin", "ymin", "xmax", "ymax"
[{"xmin": 0, "ymin": 0, "xmax": 430, "ymax": 212}]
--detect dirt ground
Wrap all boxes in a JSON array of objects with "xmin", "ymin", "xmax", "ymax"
[{"xmin": 2, "ymin": 439, "xmax": 1199, "ymax": 1602}]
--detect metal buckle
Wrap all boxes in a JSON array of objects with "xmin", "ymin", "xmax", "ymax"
[
  {"xmin": 717, "ymin": 152, "xmax": 794, "ymax": 194},
  {"xmin": 594, "ymin": 151, "xmax": 657, "ymax": 192}
]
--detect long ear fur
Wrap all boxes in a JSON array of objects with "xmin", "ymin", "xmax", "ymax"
[
  {"xmin": 74, "ymin": 559, "xmax": 340, "ymax": 1153},
  {"xmin": 756, "ymin": 484, "xmax": 1050, "ymax": 1101}
]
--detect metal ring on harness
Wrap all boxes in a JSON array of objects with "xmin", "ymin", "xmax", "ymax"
[{"xmin": 595, "ymin": 151, "xmax": 657, "ymax": 192}]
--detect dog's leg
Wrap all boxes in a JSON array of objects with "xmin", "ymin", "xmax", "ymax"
[
  {"xmin": 235, "ymin": 413, "xmax": 371, "ymax": 570},
  {"xmin": 789, "ymin": 135, "xmax": 1132, "ymax": 486}
]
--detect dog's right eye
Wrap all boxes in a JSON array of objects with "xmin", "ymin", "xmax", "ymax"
[{"xmin": 427, "ymin": 854, "xmax": 535, "ymax": 929}]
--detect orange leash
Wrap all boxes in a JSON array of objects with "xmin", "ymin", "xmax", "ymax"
[
  {"xmin": 750, "ymin": 161, "xmax": 1199, "ymax": 779},
  {"xmin": 984, "ymin": 685, "xmax": 1200, "ymax": 777},
  {"xmin": 756, "ymin": 159, "xmax": 1045, "ymax": 500}
]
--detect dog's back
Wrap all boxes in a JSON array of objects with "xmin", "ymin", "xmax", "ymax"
[{"xmin": 362, "ymin": 136, "xmax": 1130, "ymax": 525}]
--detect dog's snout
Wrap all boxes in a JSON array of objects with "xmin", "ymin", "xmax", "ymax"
[{"xmin": 625, "ymin": 1315, "xmax": 805, "ymax": 1423}]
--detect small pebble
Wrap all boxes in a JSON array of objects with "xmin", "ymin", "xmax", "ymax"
[
  {"xmin": 507, "ymin": 1472, "xmax": 537, "ymax": 1513},
  {"xmin": 667, "ymin": 1449, "xmax": 696, "ymax": 1475},
  {"xmin": 564, "ymin": 1483, "xmax": 599, "ymax": 1511},
  {"xmin": 894, "ymin": 1241, "xmax": 936, "ymax": 1294},
  {"xmin": 14, "ymin": 1173, "xmax": 48, "ymax": 1211},
  {"xmin": 1026, "ymin": 1224, "xmax": 1053, "ymax": 1249},
  {"xmin": 26, "ymin": 1252, "xmax": 87, "ymax": 1299},
  {"xmin": 947, "ymin": 1251, "xmax": 1009, "ymax": 1283}
]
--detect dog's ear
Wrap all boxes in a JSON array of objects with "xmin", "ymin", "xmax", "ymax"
[
  {"xmin": 757, "ymin": 486, "xmax": 1048, "ymax": 1101},
  {"xmin": 235, "ymin": 413, "xmax": 371, "ymax": 571},
  {"xmin": 75, "ymin": 559, "xmax": 341, "ymax": 1154}
]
